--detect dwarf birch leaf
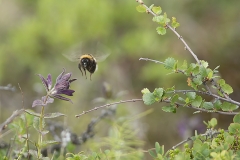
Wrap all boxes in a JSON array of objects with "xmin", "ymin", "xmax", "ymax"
[
  {"xmin": 233, "ymin": 114, "xmax": 240, "ymax": 124},
  {"xmin": 152, "ymin": 6, "xmax": 162, "ymax": 15},
  {"xmin": 143, "ymin": 93, "xmax": 155, "ymax": 105},
  {"xmin": 203, "ymin": 102, "xmax": 214, "ymax": 110},
  {"xmin": 136, "ymin": 5, "xmax": 146, "ymax": 13},
  {"xmin": 156, "ymin": 26, "xmax": 166, "ymax": 35}
]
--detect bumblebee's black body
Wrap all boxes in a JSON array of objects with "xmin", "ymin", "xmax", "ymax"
[{"xmin": 78, "ymin": 54, "xmax": 97, "ymax": 80}]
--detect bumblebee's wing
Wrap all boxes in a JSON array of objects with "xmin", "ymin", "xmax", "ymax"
[
  {"xmin": 94, "ymin": 43, "xmax": 111, "ymax": 62},
  {"xmin": 63, "ymin": 41, "xmax": 110, "ymax": 62},
  {"xmin": 62, "ymin": 43, "xmax": 83, "ymax": 62}
]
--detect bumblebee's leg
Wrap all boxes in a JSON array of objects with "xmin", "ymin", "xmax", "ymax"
[
  {"xmin": 90, "ymin": 73, "xmax": 92, "ymax": 81},
  {"xmin": 84, "ymin": 69, "xmax": 87, "ymax": 79},
  {"xmin": 78, "ymin": 63, "xmax": 84, "ymax": 76}
]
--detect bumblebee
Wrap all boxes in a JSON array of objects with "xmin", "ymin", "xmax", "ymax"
[
  {"xmin": 63, "ymin": 42, "xmax": 109, "ymax": 80},
  {"xmin": 78, "ymin": 54, "xmax": 97, "ymax": 80}
]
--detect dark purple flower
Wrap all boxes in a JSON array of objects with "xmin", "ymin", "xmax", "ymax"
[{"xmin": 32, "ymin": 68, "xmax": 77, "ymax": 107}]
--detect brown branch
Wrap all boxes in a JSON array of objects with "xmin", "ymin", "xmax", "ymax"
[
  {"xmin": 170, "ymin": 90, "xmax": 240, "ymax": 106},
  {"xmin": 136, "ymin": 1, "xmax": 201, "ymax": 64},
  {"xmin": 163, "ymin": 99, "xmax": 238, "ymax": 115},
  {"xmin": 75, "ymin": 99, "xmax": 143, "ymax": 118}
]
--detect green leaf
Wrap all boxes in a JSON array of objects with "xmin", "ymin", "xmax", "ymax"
[
  {"xmin": 171, "ymin": 17, "xmax": 180, "ymax": 28},
  {"xmin": 207, "ymin": 69, "xmax": 213, "ymax": 79},
  {"xmin": 193, "ymin": 75, "xmax": 203, "ymax": 86},
  {"xmin": 199, "ymin": 66, "xmax": 208, "ymax": 77},
  {"xmin": 174, "ymin": 60, "xmax": 178, "ymax": 71},
  {"xmin": 186, "ymin": 63, "xmax": 197, "ymax": 75},
  {"xmin": 164, "ymin": 57, "xmax": 176, "ymax": 69},
  {"xmin": 218, "ymin": 79, "xmax": 226, "ymax": 86},
  {"xmin": 162, "ymin": 105, "xmax": 176, "ymax": 113},
  {"xmin": 192, "ymin": 96, "xmax": 202, "ymax": 107},
  {"xmin": 180, "ymin": 60, "xmax": 188, "ymax": 70},
  {"xmin": 25, "ymin": 109, "xmax": 41, "ymax": 117},
  {"xmin": 221, "ymin": 84, "xmax": 233, "ymax": 94},
  {"xmin": 149, "ymin": 4, "xmax": 154, "ymax": 10},
  {"xmin": 202, "ymin": 102, "xmax": 214, "ymax": 110},
  {"xmin": 156, "ymin": 26, "xmax": 166, "ymax": 35},
  {"xmin": 186, "ymin": 92, "xmax": 196, "ymax": 100},
  {"xmin": 228, "ymin": 123, "xmax": 240, "ymax": 136},
  {"xmin": 233, "ymin": 114, "xmax": 240, "ymax": 123},
  {"xmin": 153, "ymin": 88, "xmax": 164, "ymax": 99},
  {"xmin": 148, "ymin": 150, "xmax": 157, "ymax": 158},
  {"xmin": 143, "ymin": 93, "xmax": 155, "ymax": 105},
  {"xmin": 33, "ymin": 117, "xmax": 40, "ymax": 132},
  {"xmin": 136, "ymin": 5, "xmax": 146, "ymax": 13},
  {"xmin": 192, "ymin": 66, "xmax": 199, "ymax": 76},
  {"xmin": 152, "ymin": 6, "xmax": 162, "ymax": 15},
  {"xmin": 178, "ymin": 97, "xmax": 185, "ymax": 102},
  {"xmin": 213, "ymin": 100, "xmax": 222, "ymax": 110},
  {"xmin": 163, "ymin": 12, "xmax": 170, "ymax": 23},
  {"xmin": 225, "ymin": 135, "xmax": 234, "ymax": 144},
  {"xmin": 222, "ymin": 102, "xmax": 239, "ymax": 111},
  {"xmin": 44, "ymin": 112, "xmax": 65, "ymax": 119},
  {"xmin": 141, "ymin": 88, "xmax": 150, "ymax": 94},
  {"xmin": 155, "ymin": 142, "xmax": 161, "ymax": 153},
  {"xmin": 171, "ymin": 94, "xmax": 179, "ymax": 105},
  {"xmin": 200, "ymin": 60, "xmax": 209, "ymax": 68},
  {"xmin": 155, "ymin": 143, "xmax": 164, "ymax": 156},
  {"xmin": 152, "ymin": 15, "xmax": 165, "ymax": 24},
  {"xmin": 40, "ymin": 140, "xmax": 60, "ymax": 148},
  {"xmin": 185, "ymin": 97, "xmax": 190, "ymax": 104},
  {"xmin": 209, "ymin": 118, "xmax": 217, "ymax": 128},
  {"xmin": 33, "ymin": 117, "xmax": 45, "ymax": 133}
]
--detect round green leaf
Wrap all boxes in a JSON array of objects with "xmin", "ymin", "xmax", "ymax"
[
  {"xmin": 143, "ymin": 93, "xmax": 155, "ymax": 105},
  {"xmin": 156, "ymin": 26, "xmax": 166, "ymax": 35},
  {"xmin": 136, "ymin": 5, "xmax": 146, "ymax": 13},
  {"xmin": 233, "ymin": 114, "xmax": 240, "ymax": 123},
  {"xmin": 228, "ymin": 123, "xmax": 240, "ymax": 135},
  {"xmin": 202, "ymin": 102, "xmax": 214, "ymax": 110}
]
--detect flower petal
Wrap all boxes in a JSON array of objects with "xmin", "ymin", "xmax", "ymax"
[
  {"xmin": 69, "ymin": 78, "xmax": 77, "ymax": 83},
  {"xmin": 57, "ymin": 89, "xmax": 75, "ymax": 96},
  {"xmin": 52, "ymin": 95, "xmax": 73, "ymax": 103},
  {"xmin": 56, "ymin": 68, "xmax": 66, "ymax": 82},
  {"xmin": 32, "ymin": 99, "xmax": 44, "ymax": 107},
  {"xmin": 47, "ymin": 74, "xmax": 52, "ymax": 90},
  {"xmin": 61, "ymin": 73, "xmax": 71, "ymax": 81},
  {"xmin": 41, "ymin": 96, "xmax": 54, "ymax": 105},
  {"xmin": 37, "ymin": 74, "xmax": 49, "ymax": 92}
]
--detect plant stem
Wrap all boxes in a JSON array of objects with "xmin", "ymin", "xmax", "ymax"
[
  {"xmin": 37, "ymin": 106, "xmax": 45, "ymax": 159},
  {"xmin": 37, "ymin": 95, "xmax": 48, "ymax": 159}
]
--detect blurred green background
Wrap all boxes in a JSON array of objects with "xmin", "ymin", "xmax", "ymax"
[{"xmin": 0, "ymin": 0, "xmax": 240, "ymax": 158}]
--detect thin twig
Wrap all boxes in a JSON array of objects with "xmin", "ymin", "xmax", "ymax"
[
  {"xmin": 163, "ymin": 99, "xmax": 238, "ymax": 115},
  {"xmin": 210, "ymin": 79, "xmax": 231, "ymax": 100},
  {"xmin": 168, "ymin": 129, "xmax": 221, "ymax": 151},
  {"xmin": 171, "ymin": 90, "xmax": 240, "ymax": 106},
  {"xmin": 18, "ymin": 83, "xmax": 30, "ymax": 159},
  {"xmin": 139, "ymin": 58, "xmax": 237, "ymax": 104},
  {"xmin": 75, "ymin": 99, "xmax": 143, "ymax": 118},
  {"xmin": 139, "ymin": 57, "xmax": 185, "ymax": 74},
  {"xmin": 139, "ymin": 58, "xmax": 165, "ymax": 65},
  {"xmin": 136, "ymin": 1, "xmax": 201, "ymax": 64}
]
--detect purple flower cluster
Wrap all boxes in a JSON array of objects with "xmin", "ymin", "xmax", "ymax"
[{"xmin": 32, "ymin": 68, "xmax": 77, "ymax": 107}]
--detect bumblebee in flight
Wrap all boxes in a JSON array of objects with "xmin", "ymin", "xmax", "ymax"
[
  {"xmin": 78, "ymin": 54, "xmax": 97, "ymax": 80},
  {"xmin": 63, "ymin": 42, "xmax": 109, "ymax": 80}
]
